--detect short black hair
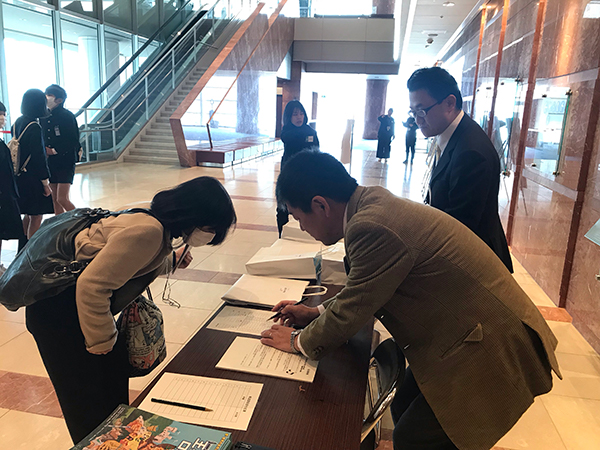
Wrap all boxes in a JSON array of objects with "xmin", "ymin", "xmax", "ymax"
[
  {"xmin": 407, "ymin": 67, "xmax": 463, "ymax": 110},
  {"xmin": 276, "ymin": 150, "xmax": 358, "ymax": 212},
  {"xmin": 0, "ymin": 101, "xmax": 6, "ymax": 113},
  {"xmin": 150, "ymin": 176, "xmax": 237, "ymax": 245},
  {"xmin": 45, "ymin": 84, "xmax": 67, "ymax": 101},
  {"xmin": 282, "ymin": 100, "xmax": 308, "ymax": 127}
]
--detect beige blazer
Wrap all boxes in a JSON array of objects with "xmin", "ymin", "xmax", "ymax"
[{"xmin": 299, "ymin": 186, "xmax": 561, "ymax": 450}]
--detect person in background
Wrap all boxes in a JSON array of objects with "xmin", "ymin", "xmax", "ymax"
[
  {"xmin": 0, "ymin": 101, "xmax": 26, "ymax": 275},
  {"xmin": 43, "ymin": 84, "xmax": 82, "ymax": 214},
  {"xmin": 402, "ymin": 116, "xmax": 417, "ymax": 164},
  {"xmin": 376, "ymin": 108, "xmax": 395, "ymax": 162},
  {"xmin": 407, "ymin": 67, "xmax": 513, "ymax": 272},
  {"xmin": 277, "ymin": 100, "xmax": 319, "ymax": 236},
  {"xmin": 12, "ymin": 89, "xmax": 53, "ymax": 239},
  {"xmin": 25, "ymin": 176, "xmax": 237, "ymax": 444},
  {"xmin": 263, "ymin": 150, "xmax": 560, "ymax": 450}
]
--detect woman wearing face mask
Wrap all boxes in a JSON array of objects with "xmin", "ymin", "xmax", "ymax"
[
  {"xmin": 277, "ymin": 100, "xmax": 319, "ymax": 236},
  {"xmin": 25, "ymin": 176, "xmax": 236, "ymax": 444}
]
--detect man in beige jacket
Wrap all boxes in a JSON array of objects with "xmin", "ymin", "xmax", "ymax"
[{"xmin": 262, "ymin": 151, "xmax": 561, "ymax": 450}]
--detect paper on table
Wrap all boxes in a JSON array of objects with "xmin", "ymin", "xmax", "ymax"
[
  {"xmin": 221, "ymin": 274, "xmax": 309, "ymax": 308},
  {"xmin": 207, "ymin": 306, "xmax": 275, "ymax": 336},
  {"xmin": 138, "ymin": 373, "xmax": 263, "ymax": 431},
  {"xmin": 216, "ymin": 336, "xmax": 318, "ymax": 382}
]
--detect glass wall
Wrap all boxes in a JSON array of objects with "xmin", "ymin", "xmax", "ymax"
[
  {"xmin": 137, "ymin": 0, "xmax": 158, "ymax": 37},
  {"xmin": 104, "ymin": 0, "xmax": 133, "ymax": 30},
  {"xmin": 105, "ymin": 26, "xmax": 133, "ymax": 97},
  {"xmin": 60, "ymin": 0, "xmax": 96, "ymax": 19},
  {"xmin": 61, "ymin": 17, "xmax": 101, "ymax": 112},
  {"xmin": 2, "ymin": 1, "xmax": 56, "ymax": 123}
]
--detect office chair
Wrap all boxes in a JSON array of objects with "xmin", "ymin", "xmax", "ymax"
[{"xmin": 361, "ymin": 338, "xmax": 405, "ymax": 450}]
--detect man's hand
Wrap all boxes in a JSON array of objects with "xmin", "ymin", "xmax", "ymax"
[
  {"xmin": 260, "ymin": 324, "xmax": 296, "ymax": 353},
  {"xmin": 270, "ymin": 301, "xmax": 319, "ymax": 327},
  {"xmin": 46, "ymin": 146, "xmax": 57, "ymax": 156}
]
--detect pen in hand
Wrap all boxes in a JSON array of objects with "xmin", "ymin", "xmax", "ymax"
[
  {"xmin": 151, "ymin": 398, "xmax": 213, "ymax": 412},
  {"xmin": 267, "ymin": 297, "xmax": 309, "ymax": 321}
]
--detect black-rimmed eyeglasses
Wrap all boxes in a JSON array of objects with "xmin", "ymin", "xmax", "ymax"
[{"xmin": 408, "ymin": 97, "xmax": 446, "ymax": 118}]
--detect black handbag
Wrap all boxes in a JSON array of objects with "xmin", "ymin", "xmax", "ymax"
[{"xmin": 0, "ymin": 207, "xmax": 161, "ymax": 312}]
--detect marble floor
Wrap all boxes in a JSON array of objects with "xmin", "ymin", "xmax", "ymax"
[{"xmin": 1, "ymin": 143, "xmax": 599, "ymax": 450}]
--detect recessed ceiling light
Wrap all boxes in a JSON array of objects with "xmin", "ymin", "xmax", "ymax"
[{"xmin": 443, "ymin": 1, "xmax": 455, "ymax": 6}]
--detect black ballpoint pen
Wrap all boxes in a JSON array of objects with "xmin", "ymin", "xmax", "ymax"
[
  {"xmin": 267, "ymin": 297, "xmax": 309, "ymax": 321},
  {"xmin": 151, "ymin": 398, "xmax": 213, "ymax": 412}
]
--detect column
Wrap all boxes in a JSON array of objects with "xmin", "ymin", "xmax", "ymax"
[{"xmin": 363, "ymin": 76, "xmax": 389, "ymax": 139}]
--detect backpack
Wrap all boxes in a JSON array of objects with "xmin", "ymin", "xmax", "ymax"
[{"xmin": 8, "ymin": 121, "xmax": 36, "ymax": 176}]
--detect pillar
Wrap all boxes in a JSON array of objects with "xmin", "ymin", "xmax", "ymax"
[{"xmin": 363, "ymin": 76, "xmax": 389, "ymax": 140}]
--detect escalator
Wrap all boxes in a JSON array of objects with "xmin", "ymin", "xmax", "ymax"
[{"xmin": 77, "ymin": 0, "xmax": 249, "ymax": 162}]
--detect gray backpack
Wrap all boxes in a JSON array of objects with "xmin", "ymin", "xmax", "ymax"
[{"xmin": 8, "ymin": 121, "xmax": 36, "ymax": 176}]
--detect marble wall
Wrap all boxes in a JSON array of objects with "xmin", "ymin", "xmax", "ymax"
[{"xmin": 440, "ymin": 0, "xmax": 600, "ymax": 352}]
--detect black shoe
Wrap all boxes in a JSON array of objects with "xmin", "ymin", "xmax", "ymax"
[{"xmin": 402, "ymin": 160, "xmax": 408, "ymax": 164}]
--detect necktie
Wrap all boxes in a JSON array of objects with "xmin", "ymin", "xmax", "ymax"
[{"xmin": 433, "ymin": 143, "xmax": 442, "ymax": 169}]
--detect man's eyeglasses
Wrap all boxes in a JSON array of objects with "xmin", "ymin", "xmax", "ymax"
[{"xmin": 408, "ymin": 97, "xmax": 446, "ymax": 118}]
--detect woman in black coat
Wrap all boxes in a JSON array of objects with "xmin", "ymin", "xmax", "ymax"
[
  {"xmin": 376, "ymin": 108, "xmax": 395, "ymax": 162},
  {"xmin": 0, "ymin": 101, "xmax": 26, "ymax": 275},
  {"xmin": 12, "ymin": 89, "xmax": 54, "ymax": 238},
  {"xmin": 277, "ymin": 100, "xmax": 319, "ymax": 236}
]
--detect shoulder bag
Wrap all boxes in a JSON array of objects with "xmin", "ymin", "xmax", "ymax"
[{"xmin": 0, "ymin": 207, "xmax": 162, "ymax": 312}]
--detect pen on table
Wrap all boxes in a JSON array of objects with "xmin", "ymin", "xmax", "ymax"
[
  {"xmin": 267, "ymin": 297, "xmax": 309, "ymax": 321},
  {"xmin": 151, "ymin": 398, "xmax": 213, "ymax": 412}
]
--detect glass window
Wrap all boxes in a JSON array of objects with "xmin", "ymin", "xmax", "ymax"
[
  {"xmin": 60, "ymin": 0, "xmax": 97, "ymax": 19},
  {"xmin": 2, "ymin": 2, "xmax": 56, "ymax": 122},
  {"xmin": 103, "ymin": 0, "xmax": 133, "ymax": 31},
  {"xmin": 61, "ymin": 18, "xmax": 102, "ymax": 113},
  {"xmin": 104, "ymin": 27, "xmax": 133, "ymax": 98},
  {"xmin": 138, "ymin": 37, "xmax": 161, "ymax": 68},
  {"xmin": 137, "ymin": 0, "xmax": 158, "ymax": 38}
]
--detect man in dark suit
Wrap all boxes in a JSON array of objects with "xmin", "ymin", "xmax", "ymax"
[{"xmin": 407, "ymin": 67, "xmax": 513, "ymax": 272}]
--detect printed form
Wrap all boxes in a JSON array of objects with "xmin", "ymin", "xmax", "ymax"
[
  {"xmin": 216, "ymin": 337, "xmax": 318, "ymax": 382},
  {"xmin": 207, "ymin": 306, "xmax": 275, "ymax": 336},
  {"xmin": 139, "ymin": 373, "xmax": 263, "ymax": 431}
]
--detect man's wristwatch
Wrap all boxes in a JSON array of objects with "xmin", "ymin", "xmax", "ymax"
[{"xmin": 290, "ymin": 329, "xmax": 302, "ymax": 354}]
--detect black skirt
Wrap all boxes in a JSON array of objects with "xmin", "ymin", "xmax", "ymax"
[
  {"xmin": 15, "ymin": 172, "xmax": 54, "ymax": 215},
  {"xmin": 0, "ymin": 194, "xmax": 24, "ymax": 240},
  {"xmin": 47, "ymin": 154, "xmax": 76, "ymax": 184}
]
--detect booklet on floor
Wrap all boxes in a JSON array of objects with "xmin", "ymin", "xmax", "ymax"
[{"xmin": 70, "ymin": 404, "xmax": 233, "ymax": 450}]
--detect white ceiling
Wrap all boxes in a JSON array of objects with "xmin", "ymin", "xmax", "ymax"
[{"xmin": 401, "ymin": 0, "xmax": 482, "ymax": 69}]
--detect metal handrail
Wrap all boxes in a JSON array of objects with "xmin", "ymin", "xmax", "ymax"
[
  {"xmin": 79, "ymin": 0, "xmax": 233, "ymax": 133},
  {"xmin": 78, "ymin": 0, "xmax": 253, "ymax": 162},
  {"xmin": 206, "ymin": 0, "xmax": 284, "ymax": 148},
  {"xmin": 75, "ymin": 0, "xmax": 198, "ymax": 117}
]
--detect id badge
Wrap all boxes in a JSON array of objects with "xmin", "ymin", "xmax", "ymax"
[
  {"xmin": 54, "ymin": 125, "xmax": 61, "ymax": 136},
  {"xmin": 307, "ymin": 136, "xmax": 314, "ymax": 143}
]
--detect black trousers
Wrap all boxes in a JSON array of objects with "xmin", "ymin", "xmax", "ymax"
[
  {"xmin": 26, "ymin": 285, "xmax": 129, "ymax": 444},
  {"xmin": 405, "ymin": 139, "xmax": 416, "ymax": 162},
  {"xmin": 276, "ymin": 204, "xmax": 290, "ymax": 238},
  {"xmin": 391, "ymin": 366, "xmax": 459, "ymax": 450}
]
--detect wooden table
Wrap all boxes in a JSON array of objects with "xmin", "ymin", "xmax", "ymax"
[{"xmin": 134, "ymin": 286, "xmax": 373, "ymax": 450}]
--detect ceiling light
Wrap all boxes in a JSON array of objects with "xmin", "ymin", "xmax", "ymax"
[
  {"xmin": 584, "ymin": 0, "xmax": 600, "ymax": 18},
  {"xmin": 443, "ymin": 1, "xmax": 455, "ymax": 6}
]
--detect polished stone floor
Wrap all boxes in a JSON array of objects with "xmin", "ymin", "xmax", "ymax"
[{"xmin": 0, "ymin": 142, "xmax": 599, "ymax": 449}]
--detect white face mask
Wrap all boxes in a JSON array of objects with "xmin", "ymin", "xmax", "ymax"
[{"xmin": 184, "ymin": 229, "xmax": 215, "ymax": 247}]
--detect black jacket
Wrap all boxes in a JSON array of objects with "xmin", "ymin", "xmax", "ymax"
[
  {"xmin": 280, "ymin": 124, "xmax": 319, "ymax": 166},
  {"xmin": 41, "ymin": 104, "xmax": 81, "ymax": 162},
  {"xmin": 12, "ymin": 117, "xmax": 50, "ymax": 182},
  {"xmin": 426, "ymin": 114, "xmax": 513, "ymax": 272}
]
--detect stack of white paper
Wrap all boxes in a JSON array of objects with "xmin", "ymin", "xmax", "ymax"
[{"xmin": 221, "ymin": 274, "xmax": 309, "ymax": 308}]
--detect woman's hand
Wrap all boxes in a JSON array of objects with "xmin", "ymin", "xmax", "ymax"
[
  {"xmin": 87, "ymin": 348, "xmax": 110, "ymax": 355},
  {"xmin": 270, "ymin": 301, "xmax": 320, "ymax": 327},
  {"xmin": 42, "ymin": 183, "xmax": 52, "ymax": 197},
  {"xmin": 174, "ymin": 246, "xmax": 193, "ymax": 269}
]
